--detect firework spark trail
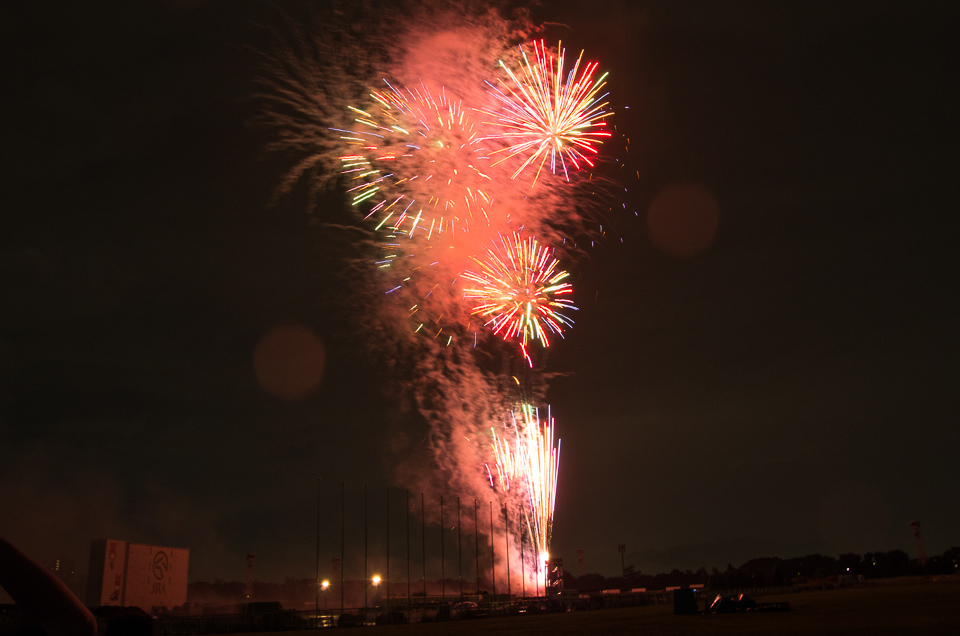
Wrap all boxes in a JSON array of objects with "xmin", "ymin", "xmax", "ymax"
[
  {"xmin": 462, "ymin": 232, "xmax": 576, "ymax": 365},
  {"xmin": 483, "ymin": 40, "xmax": 613, "ymax": 186},
  {"xmin": 489, "ymin": 403, "xmax": 560, "ymax": 588}
]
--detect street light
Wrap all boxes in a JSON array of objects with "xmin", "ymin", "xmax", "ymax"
[
  {"xmin": 321, "ymin": 580, "xmax": 330, "ymax": 610},
  {"xmin": 372, "ymin": 575, "xmax": 381, "ymax": 607}
]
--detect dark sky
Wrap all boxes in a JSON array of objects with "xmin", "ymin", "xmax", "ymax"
[{"xmin": 2, "ymin": 0, "xmax": 958, "ymax": 590}]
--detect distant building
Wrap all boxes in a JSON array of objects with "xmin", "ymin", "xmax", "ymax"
[{"xmin": 86, "ymin": 539, "xmax": 189, "ymax": 611}]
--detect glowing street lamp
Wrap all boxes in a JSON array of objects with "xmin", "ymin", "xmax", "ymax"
[
  {"xmin": 372, "ymin": 575, "xmax": 381, "ymax": 607},
  {"xmin": 321, "ymin": 580, "xmax": 330, "ymax": 609}
]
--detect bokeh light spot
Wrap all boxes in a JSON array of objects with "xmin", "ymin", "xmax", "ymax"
[
  {"xmin": 253, "ymin": 324, "xmax": 325, "ymax": 401},
  {"xmin": 646, "ymin": 181, "xmax": 719, "ymax": 257}
]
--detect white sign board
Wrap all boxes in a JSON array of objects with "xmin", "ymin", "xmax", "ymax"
[{"xmin": 122, "ymin": 543, "xmax": 189, "ymax": 611}]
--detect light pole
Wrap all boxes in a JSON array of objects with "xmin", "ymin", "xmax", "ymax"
[
  {"xmin": 474, "ymin": 499, "xmax": 480, "ymax": 596},
  {"xmin": 315, "ymin": 478, "xmax": 320, "ymax": 619},
  {"xmin": 372, "ymin": 575, "xmax": 381, "ymax": 608},
  {"xmin": 321, "ymin": 580, "xmax": 329, "ymax": 610},
  {"xmin": 457, "ymin": 497, "xmax": 462, "ymax": 601},
  {"xmin": 618, "ymin": 544, "xmax": 626, "ymax": 580},
  {"xmin": 440, "ymin": 496, "xmax": 445, "ymax": 602},
  {"xmin": 364, "ymin": 484, "xmax": 368, "ymax": 608},
  {"xmin": 504, "ymin": 504, "xmax": 510, "ymax": 598}
]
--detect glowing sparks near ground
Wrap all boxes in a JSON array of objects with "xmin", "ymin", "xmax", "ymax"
[
  {"xmin": 484, "ymin": 40, "xmax": 612, "ymax": 185},
  {"xmin": 462, "ymin": 232, "xmax": 576, "ymax": 362},
  {"xmin": 339, "ymin": 81, "xmax": 499, "ymax": 239},
  {"xmin": 488, "ymin": 404, "xmax": 560, "ymax": 583}
]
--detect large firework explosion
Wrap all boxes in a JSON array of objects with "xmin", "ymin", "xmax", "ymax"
[
  {"xmin": 483, "ymin": 39, "xmax": 613, "ymax": 185},
  {"xmin": 258, "ymin": 0, "xmax": 617, "ymax": 593}
]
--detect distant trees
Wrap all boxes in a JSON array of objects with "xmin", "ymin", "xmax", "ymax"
[
  {"xmin": 862, "ymin": 550, "xmax": 910, "ymax": 578},
  {"xmin": 564, "ymin": 546, "xmax": 959, "ymax": 594},
  {"xmin": 574, "ymin": 572, "xmax": 605, "ymax": 590},
  {"xmin": 925, "ymin": 546, "xmax": 960, "ymax": 575}
]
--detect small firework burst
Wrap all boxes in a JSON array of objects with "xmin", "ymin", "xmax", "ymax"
[
  {"xmin": 462, "ymin": 232, "xmax": 576, "ymax": 362},
  {"xmin": 484, "ymin": 40, "xmax": 613, "ymax": 185}
]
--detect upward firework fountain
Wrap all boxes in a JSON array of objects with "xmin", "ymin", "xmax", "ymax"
[{"xmin": 488, "ymin": 404, "xmax": 560, "ymax": 592}]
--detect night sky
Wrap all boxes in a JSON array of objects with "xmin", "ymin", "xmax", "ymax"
[{"xmin": 2, "ymin": 0, "xmax": 958, "ymax": 592}]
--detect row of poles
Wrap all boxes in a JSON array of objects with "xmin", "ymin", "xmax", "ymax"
[{"xmin": 314, "ymin": 480, "xmax": 543, "ymax": 617}]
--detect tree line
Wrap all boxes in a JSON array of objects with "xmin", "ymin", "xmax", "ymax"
[
  {"xmin": 186, "ymin": 546, "xmax": 960, "ymax": 606},
  {"xmin": 567, "ymin": 546, "xmax": 960, "ymax": 592}
]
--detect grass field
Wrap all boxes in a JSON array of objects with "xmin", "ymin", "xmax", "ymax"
[{"xmin": 237, "ymin": 576, "xmax": 960, "ymax": 635}]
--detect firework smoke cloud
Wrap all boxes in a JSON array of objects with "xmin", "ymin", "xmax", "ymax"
[{"xmin": 257, "ymin": 0, "xmax": 617, "ymax": 590}]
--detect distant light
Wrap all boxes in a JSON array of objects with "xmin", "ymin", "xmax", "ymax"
[
  {"xmin": 321, "ymin": 580, "xmax": 330, "ymax": 590},
  {"xmin": 372, "ymin": 575, "xmax": 381, "ymax": 585}
]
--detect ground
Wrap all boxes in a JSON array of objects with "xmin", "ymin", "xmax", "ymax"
[{"xmin": 234, "ymin": 576, "xmax": 960, "ymax": 635}]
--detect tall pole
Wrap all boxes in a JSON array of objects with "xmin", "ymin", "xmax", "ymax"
[
  {"xmin": 536, "ymin": 557, "xmax": 540, "ymax": 597},
  {"xmin": 245, "ymin": 554, "xmax": 255, "ymax": 600},
  {"xmin": 490, "ymin": 502, "xmax": 496, "ymax": 598},
  {"xmin": 457, "ymin": 497, "xmax": 463, "ymax": 601},
  {"xmin": 386, "ymin": 487, "xmax": 390, "ymax": 614},
  {"xmin": 533, "ymin": 552, "xmax": 547, "ymax": 596},
  {"xmin": 474, "ymin": 499, "xmax": 480, "ymax": 595},
  {"xmin": 519, "ymin": 504, "xmax": 525, "ymax": 598},
  {"xmin": 315, "ymin": 478, "xmax": 320, "ymax": 619},
  {"xmin": 364, "ymin": 484, "xmax": 368, "ymax": 608},
  {"xmin": 911, "ymin": 521, "xmax": 928, "ymax": 568},
  {"xmin": 440, "ymin": 496, "xmax": 445, "ymax": 602},
  {"xmin": 504, "ymin": 504, "xmax": 510, "ymax": 598},
  {"xmin": 536, "ymin": 538, "xmax": 540, "ymax": 598},
  {"xmin": 406, "ymin": 490, "xmax": 411, "ymax": 610},
  {"xmin": 421, "ymin": 493, "xmax": 426, "ymax": 601},
  {"xmin": 340, "ymin": 481, "xmax": 344, "ymax": 616}
]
